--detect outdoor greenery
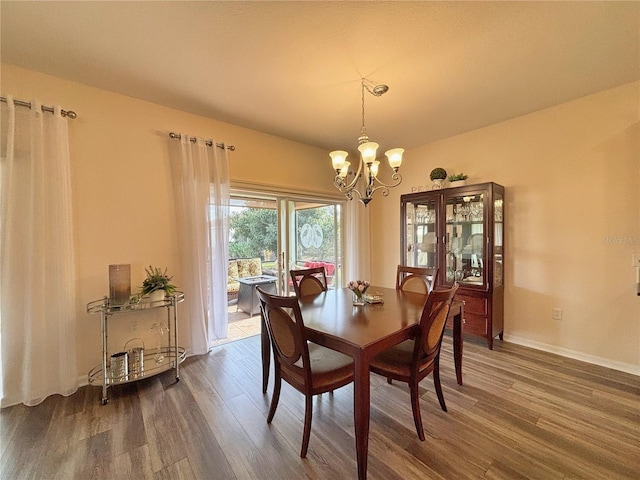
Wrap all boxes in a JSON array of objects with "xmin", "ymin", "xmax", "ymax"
[
  {"xmin": 229, "ymin": 208, "xmax": 277, "ymax": 259},
  {"xmin": 228, "ymin": 206, "xmax": 336, "ymax": 262}
]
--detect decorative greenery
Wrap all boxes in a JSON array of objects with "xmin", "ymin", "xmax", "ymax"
[
  {"xmin": 448, "ymin": 173, "xmax": 469, "ymax": 181},
  {"xmin": 429, "ymin": 168, "xmax": 447, "ymax": 180},
  {"xmin": 140, "ymin": 266, "xmax": 177, "ymax": 296}
]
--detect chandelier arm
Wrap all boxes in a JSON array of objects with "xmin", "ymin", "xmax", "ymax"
[
  {"xmin": 333, "ymin": 161, "xmax": 365, "ymax": 195},
  {"xmin": 368, "ymin": 172, "xmax": 402, "ymax": 189},
  {"xmin": 367, "ymin": 185, "xmax": 391, "ymax": 198},
  {"xmin": 338, "ymin": 156, "xmax": 365, "ymax": 192},
  {"xmin": 332, "ymin": 179, "xmax": 364, "ymax": 203},
  {"xmin": 334, "ymin": 175, "xmax": 355, "ymax": 195}
]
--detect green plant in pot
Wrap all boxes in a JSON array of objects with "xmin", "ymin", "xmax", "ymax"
[
  {"xmin": 140, "ymin": 266, "xmax": 177, "ymax": 303},
  {"xmin": 429, "ymin": 167, "xmax": 447, "ymax": 190},
  {"xmin": 429, "ymin": 168, "xmax": 447, "ymax": 181},
  {"xmin": 448, "ymin": 173, "xmax": 468, "ymax": 187}
]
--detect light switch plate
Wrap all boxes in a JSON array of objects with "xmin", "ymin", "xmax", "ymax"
[{"xmin": 633, "ymin": 254, "xmax": 640, "ymax": 267}]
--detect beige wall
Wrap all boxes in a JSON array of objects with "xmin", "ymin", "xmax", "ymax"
[
  {"xmin": 371, "ymin": 81, "xmax": 640, "ymax": 374},
  {"xmin": 2, "ymin": 64, "xmax": 336, "ymax": 377}
]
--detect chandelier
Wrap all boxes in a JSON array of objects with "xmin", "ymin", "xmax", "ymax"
[{"xmin": 330, "ymin": 78, "xmax": 404, "ymax": 206}]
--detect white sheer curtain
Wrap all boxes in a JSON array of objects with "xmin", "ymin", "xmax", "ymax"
[
  {"xmin": 0, "ymin": 96, "xmax": 77, "ymax": 407},
  {"xmin": 169, "ymin": 135, "xmax": 229, "ymax": 355},
  {"xmin": 344, "ymin": 199, "xmax": 371, "ymax": 282}
]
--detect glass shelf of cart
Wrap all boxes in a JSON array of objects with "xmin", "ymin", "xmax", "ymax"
[
  {"xmin": 87, "ymin": 291, "xmax": 185, "ymax": 314},
  {"xmin": 88, "ymin": 347, "xmax": 186, "ymax": 386}
]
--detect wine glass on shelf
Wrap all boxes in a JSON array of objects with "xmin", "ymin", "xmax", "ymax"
[
  {"xmin": 459, "ymin": 202, "xmax": 471, "ymax": 221},
  {"xmin": 471, "ymin": 201, "xmax": 483, "ymax": 221},
  {"xmin": 151, "ymin": 323, "xmax": 166, "ymax": 364}
]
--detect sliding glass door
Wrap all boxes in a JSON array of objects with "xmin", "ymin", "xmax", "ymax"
[
  {"xmin": 229, "ymin": 191, "xmax": 342, "ymax": 298},
  {"xmin": 279, "ymin": 199, "xmax": 342, "ymax": 294}
]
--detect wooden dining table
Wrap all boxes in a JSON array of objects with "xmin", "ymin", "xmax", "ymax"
[{"xmin": 260, "ymin": 286, "xmax": 464, "ymax": 480}]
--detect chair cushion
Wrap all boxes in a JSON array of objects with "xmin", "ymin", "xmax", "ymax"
[
  {"xmin": 228, "ymin": 261, "xmax": 239, "ymax": 284},
  {"xmin": 238, "ymin": 258, "xmax": 262, "ymax": 278},
  {"xmin": 303, "ymin": 260, "xmax": 335, "ymax": 277},
  {"xmin": 288, "ymin": 343, "xmax": 353, "ymax": 388},
  {"xmin": 370, "ymin": 339, "xmax": 415, "ymax": 377},
  {"xmin": 371, "ymin": 339, "xmax": 438, "ymax": 378}
]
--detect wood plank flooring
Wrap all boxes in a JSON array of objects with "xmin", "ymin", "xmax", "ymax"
[{"xmin": 1, "ymin": 333, "xmax": 639, "ymax": 479}]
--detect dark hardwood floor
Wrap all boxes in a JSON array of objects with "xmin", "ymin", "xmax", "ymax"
[{"xmin": 1, "ymin": 333, "xmax": 638, "ymax": 479}]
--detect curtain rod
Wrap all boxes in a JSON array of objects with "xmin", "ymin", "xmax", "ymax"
[
  {"xmin": 169, "ymin": 132, "xmax": 235, "ymax": 151},
  {"xmin": 0, "ymin": 96, "xmax": 77, "ymax": 119}
]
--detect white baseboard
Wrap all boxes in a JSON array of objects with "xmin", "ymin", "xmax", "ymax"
[{"xmin": 503, "ymin": 334, "xmax": 640, "ymax": 376}]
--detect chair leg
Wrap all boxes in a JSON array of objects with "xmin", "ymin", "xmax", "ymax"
[
  {"xmin": 301, "ymin": 394, "xmax": 313, "ymax": 458},
  {"xmin": 433, "ymin": 361, "xmax": 447, "ymax": 412},
  {"xmin": 387, "ymin": 377, "xmax": 392, "ymax": 384},
  {"xmin": 410, "ymin": 381, "xmax": 425, "ymax": 441},
  {"xmin": 267, "ymin": 369, "xmax": 281, "ymax": 424}
]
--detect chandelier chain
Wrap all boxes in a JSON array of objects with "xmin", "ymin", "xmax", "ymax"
[{"xmin": 359, "ymin": 80, "xmax": 368, "ymax": 144}]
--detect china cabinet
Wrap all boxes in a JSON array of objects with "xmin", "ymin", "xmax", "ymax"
[
  {"xmin": 87, "ymin": 293, "xmax": 185, "ymax": 404},
  {"xmin": 400, "ymin": 182, "xmax": 504, "ymax": 349}
]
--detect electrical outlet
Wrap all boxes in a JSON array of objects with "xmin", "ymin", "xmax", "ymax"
[
  {"xmin": 552, "ymin": 308, "xmax": 562, "ymax": 320},
  {"xmin": 131, "ymin": 320, "xmax": 138, "ymax": 333},
  {"xmin": 632, "ymin": 254, "xmax": 640, "ymax": 267}
]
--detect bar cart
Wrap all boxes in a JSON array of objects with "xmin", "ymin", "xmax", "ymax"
[{"xmin": 87, "ymin": 292, "xmax": 185, "ymax": 404}]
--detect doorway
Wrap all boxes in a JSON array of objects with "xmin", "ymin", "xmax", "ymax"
[{"xmin": 224, "ymin": 191, "xmax": 343, "ymax": 343}]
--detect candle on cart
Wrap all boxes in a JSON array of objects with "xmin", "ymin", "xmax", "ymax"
[{"xmin": 109, "ymin": 264, "xmax": 131, "ymax": 305}]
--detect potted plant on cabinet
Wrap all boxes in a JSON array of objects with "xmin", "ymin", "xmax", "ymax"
[
  {"xmin": 448, "ymin": 173, "xmax": 469, "ymax": 188},
  {"xmin": 140, "ymin": 266, "xmax": 177, "ymax": 304},
  {"xmin": 429, "ymin": 167, "xmax": 447, "ymax": 190}
]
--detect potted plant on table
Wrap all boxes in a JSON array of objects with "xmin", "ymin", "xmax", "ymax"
[
  {"xmin": 429, "ymin": 168, "xmax": 447, "ymax": 190},
  {"xmin": 140, "ymin": 266, "xmax": 177, "ymax": 304},
  {"xmin": 448, "ymin": 173, "xmax": 469, "ymax": 188}
]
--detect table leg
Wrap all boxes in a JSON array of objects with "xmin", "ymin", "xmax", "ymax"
[
  {"xmin": 353, "ymin": 352, "xmax": 370, "ymax": 480},
  {"xmin": 261, "ymin": 312, "xmax": 270, "ymax": 393},
  {"xmin": 453, "ymin": 310, "xmax": 463, "ymax": 385}
]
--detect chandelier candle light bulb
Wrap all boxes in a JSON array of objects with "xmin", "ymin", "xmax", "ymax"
[{"xmin": 330, "ymin": 150, "xmax": 348, "ymax": 171}]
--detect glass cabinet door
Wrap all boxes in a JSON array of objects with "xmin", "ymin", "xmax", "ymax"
[
  {"xmin": 404, "ymin": 198, "xmax": 438, "ymax": 268},
  {"xmin": 444, "ymin": 191, "xmax": 485, "ymax": 287},
  {"xmin": 493, "ymin": 193, "xmax": 504, "ymax": 287}
]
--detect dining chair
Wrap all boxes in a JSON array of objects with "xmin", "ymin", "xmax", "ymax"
[
  {"xmin": 370, "ymin": 283, "xmax": 459, "ymax": 441},
  {"xmin": 396, "ymin": 265, "xmax": 439, "ymax": 295},
  {"xmin": 290, "ymin": 266, "xmax": 328, "ymax": 296},
  {"xmin": 256, "ymin": 286, "xmax": 354, "ymax": 458}
]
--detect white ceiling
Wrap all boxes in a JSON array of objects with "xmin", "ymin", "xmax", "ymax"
[{"xmin": 2, "ymin": 1, "xmax": 639, "ymax": 153}]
